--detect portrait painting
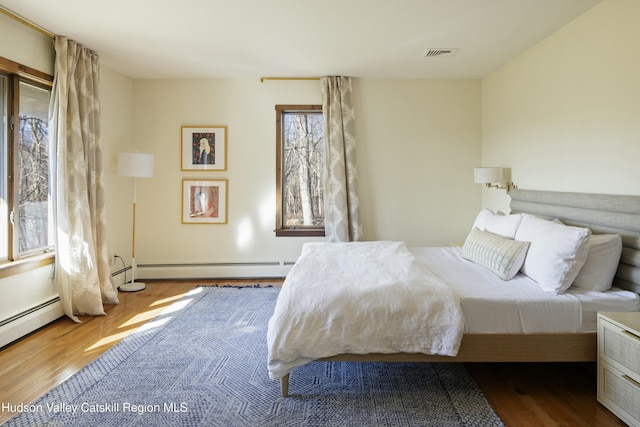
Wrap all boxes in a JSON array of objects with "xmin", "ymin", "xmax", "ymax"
[
  {"xmin": 181, "ymin": 126, "xmax": 227, "ymax": 171},
  {"xmin": 182, "ymin": 179, "xmax": 228, "ymax": 224}
]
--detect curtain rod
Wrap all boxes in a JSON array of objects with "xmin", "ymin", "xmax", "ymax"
[
  {"xmin": 0, "ymin": 6, "xmax": 54, "ymax": 39},
  {"xmin": 260, "ymin": 77, "xmax": 320, "ymax": 83}
]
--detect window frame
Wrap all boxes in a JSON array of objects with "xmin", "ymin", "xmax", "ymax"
[
  {"xmin": 0, "ymin": 56, "xmax": 54, "ymax": 277},
  {"xmin": 275, "ymin": 104, "xmax": 325, "ymax": 237}
]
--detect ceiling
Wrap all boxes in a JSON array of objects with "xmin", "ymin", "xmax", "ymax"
[{"xmin": 0, "ymin": 0, "xmax": 600, "ymax": 80}]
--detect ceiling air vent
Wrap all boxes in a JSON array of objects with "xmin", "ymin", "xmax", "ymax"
[{"xmin": 422, "ymin": 48, "xmax": 458, "ymax": 58}]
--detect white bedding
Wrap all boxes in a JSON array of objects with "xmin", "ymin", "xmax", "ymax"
[
  {"xmin": 267, "ymin": 241, "xmax": 464, "ymax": 380},
  {"xmin": 411, "ymin": 247, "xmax": 640, "ymax": 333},
  {"xmin": 267, "ymin": 243, "xmax": 640, "ymax": 380}
]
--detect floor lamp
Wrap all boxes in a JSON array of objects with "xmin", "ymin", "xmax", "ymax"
[{"xmin": 118, "ymin": 152, "xmax": 154, "ymax": 292}]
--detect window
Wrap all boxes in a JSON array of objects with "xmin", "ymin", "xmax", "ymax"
[
  {"xmin": 0, "ymin": 56, "xmax": 54, "ymax": 270},
  {"xmin": 15, "ymin": 81, "xmax": 52, "ymax": 256},
  {"xmin": 275, "ymin": 105, "xmax": 325, "ymax": 237},
  {"xmin": 0, "ymin": 74, "xmax": 7, "ymax": 260}
]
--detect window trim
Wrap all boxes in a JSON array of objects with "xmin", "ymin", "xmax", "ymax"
[
  {"xmin": 0, "ymin": 252, "xmax": 54, "ymax": 278},
  {"xmin": 0, "ymin": 56, "xmax": 52, "ymax": 87},
  {"xmin": 0, "ymin": 55, "xmax": 54, "ymax": 276},
  {"xmin": 275, "ymin": 104, "xmax": 325, "ymax": 237}
]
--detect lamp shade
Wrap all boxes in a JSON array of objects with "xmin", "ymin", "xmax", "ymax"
[
  {"xmin": 118, "ymin": 153, "xmax": 154, "ymax": 178},
  {"xmin": 474, "ymin": 167, "xmax": 503, "ymax": 184}
]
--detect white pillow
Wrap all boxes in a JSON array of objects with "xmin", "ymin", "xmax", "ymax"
[
  {"xmin": 514, "ymin": 214, "xmax": 591, "ymax": 294},
  {"xmin": 471, "ymin": 209, "xmax": 494, "ymax": 230},
  {"xmin": 572, "ymin": 234, "xmax": 622, "ymax": 292},
  {"xmin": 461, "ymin": 228, "xmax": 530, "ymax": 280},
  {"xmin": 471, "ymin": 209, "xmax": 523, "ymax": 239}
]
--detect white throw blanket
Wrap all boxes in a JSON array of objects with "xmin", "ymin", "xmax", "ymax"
[{"xmin": 267, "ymin": 241, "xmax": 464, "ymax": 380}]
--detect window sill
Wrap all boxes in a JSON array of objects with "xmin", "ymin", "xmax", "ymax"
[
  {"xmin": 0, "ymin": 253, "xmax": 55, "ymax": 279},
  {"xmin": 275, "ymin": 229, "xmax": 325, "ymax": 237}
]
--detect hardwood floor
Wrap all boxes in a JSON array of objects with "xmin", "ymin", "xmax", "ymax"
[
  {"xmin": 0, "ymin": 280, "xmax": 627, "ymax": 426},
  {"xmin": 466, "ymin": 362, "xmax": 625, "ymax": 426}
]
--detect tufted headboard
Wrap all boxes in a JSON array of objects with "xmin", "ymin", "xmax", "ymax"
[{"xmin": 509, "ymin": 189, "xmax": 640, "ymax": 294}]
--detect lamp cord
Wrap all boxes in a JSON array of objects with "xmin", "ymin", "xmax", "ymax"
[{"xmin": 114, "ymin": 255, "xmax": 127, "ymax": 286}]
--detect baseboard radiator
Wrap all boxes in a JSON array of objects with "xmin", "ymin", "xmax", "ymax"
[
  {"xmin": 0, "ymin": 297, "xmax": 64, "ymax": 348},
  {"xmin": 137, "ymin": 261, "xmax": 295, "ymax": 280},
  {"xmin": 0, "ymin": 268, "xmax": 128, "ymax": 349}
]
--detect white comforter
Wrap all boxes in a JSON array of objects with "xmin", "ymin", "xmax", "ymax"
[{"xmin": 267, "ymin": 241, "xmax": 464, "ymax": 380}]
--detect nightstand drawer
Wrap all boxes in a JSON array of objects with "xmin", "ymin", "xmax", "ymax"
[
  {"xmin": 600, "ymin": 318, "xmax": 640, "ymax": 378},
  {"xmin": 598, "ymin": 361, "xmax": 640, "ymax": 426}
]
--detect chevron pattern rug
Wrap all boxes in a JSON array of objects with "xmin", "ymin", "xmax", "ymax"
[{"xmin": 5, "ymin": 287, "xmax": 503, "ymax": 426}]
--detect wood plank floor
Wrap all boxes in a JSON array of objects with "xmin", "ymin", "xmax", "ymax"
[{"xmin": 0, "ymin": 280, "xmax": 627, "ymax": 426}]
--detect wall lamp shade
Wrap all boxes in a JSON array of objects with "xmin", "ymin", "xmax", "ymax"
[
  {"xmin": 474, "ymin": 166, "xmax": 517, "ymax": 193},
  {"xmin": 474, "ymin": 167, "xmax": 504, "ymax": 184},
  {"xmin": 118, "ymin": 152, "xmax": 154, "ymax": 292},
  {"xmin": 118, "ymin": 153, "xmax": 154, "ymax": 178}
]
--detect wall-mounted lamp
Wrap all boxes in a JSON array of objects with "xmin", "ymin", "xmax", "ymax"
[{"xmin": 473, "ymin": 167, "xmax": 517, "ymax": 193}]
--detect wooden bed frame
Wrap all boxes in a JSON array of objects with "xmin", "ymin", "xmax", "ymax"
[
  {"xmin": 280, "ymin": 332, "xmax": 596, "ymax": 396},
  {"xmin": 279, "ymin": 189, "xmax": 640, "ymax": 397}
]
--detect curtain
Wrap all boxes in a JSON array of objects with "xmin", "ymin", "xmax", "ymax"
[
  {"xmin": 321, "ymin": 76, "xmax": 364, "ymax": 242},
  {"xmin": 49, "ymin": 36, "xmax": 118, "ymax": 322}
]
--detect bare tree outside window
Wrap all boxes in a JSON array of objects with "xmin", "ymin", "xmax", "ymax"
[
  {"xmin": 16, "ymin": 82, "xmax": 52, "ymax": 256},
  {"xmin": 0, "ymin": 75, "xmax": 7, "ymax": 260},
  {"xmin": 275, "ymin": 105, "xmax": 325, "ymax": 237}
]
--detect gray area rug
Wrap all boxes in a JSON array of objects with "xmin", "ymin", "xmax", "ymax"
[{"xmin": 5, "ymin": 287, "xmax": 504, "ymax": 426}]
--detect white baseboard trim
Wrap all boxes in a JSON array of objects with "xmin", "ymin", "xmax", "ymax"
[
  {"xmin": 0, "ymin": 298, "xmax": 64, "ymax": 348},
  {"xmin": 136, "ymin": 261, "xmax": 295, "ymax": 280}
]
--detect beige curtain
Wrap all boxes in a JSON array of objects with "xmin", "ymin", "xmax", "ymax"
[
  {"xmin": 321, "ymin": 76, "xmax": 364, "ymax": 242},
  {"xmin": 50, "ymin": 36, "xmax": 118, "ymax": 322}
]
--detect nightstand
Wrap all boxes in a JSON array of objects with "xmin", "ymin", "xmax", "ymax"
[{"xmin": 597, "ymin": 312, "xmax": 640, "ymax": 426}]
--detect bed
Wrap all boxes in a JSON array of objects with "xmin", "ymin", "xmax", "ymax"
[{"xmin": 267, "ymin": 189, "xmax": 640, "ymax": 397}]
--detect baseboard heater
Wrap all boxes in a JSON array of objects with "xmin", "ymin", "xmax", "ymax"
[
  {"xmin": 0, "ymin": 297, "xmax": 63, "ymax": 348},
  {"xmin": 1, "ymin": 268, "xmax": 131, "ymax": 348},
  {"xmin": 136, "ymin": 260, "xmax": 295, "ymax": 280}
]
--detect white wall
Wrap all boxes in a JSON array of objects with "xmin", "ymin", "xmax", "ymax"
[
  {"xmin": 481, "ymin": 0, "xmax": 640, "ymax": 212},
  {"xmin": 355, "ymin": 79, "xmax": 481, "ymax": 246},
  {"xmin": 130, "ymin": 78, "xmax": 481, "ymax": 277},
  {"xmin": 100, "ymin": 66, "xmax": 136, "ymax": 286},
  {"xmin": 0, "ymin": 12, "xmax": 53, "ymax": 75},
  {"xmin": 131, "ymin": 79, "xmax": 324, "ymax": 276}
]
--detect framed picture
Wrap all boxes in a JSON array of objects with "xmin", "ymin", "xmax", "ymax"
[
  {"xmin": 182, "ymin": 179, "xmax": 228, "ymax": 224},
  {"xmin": 181, "ymin": 126, "xmax": 227, "ymax": 171}
]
